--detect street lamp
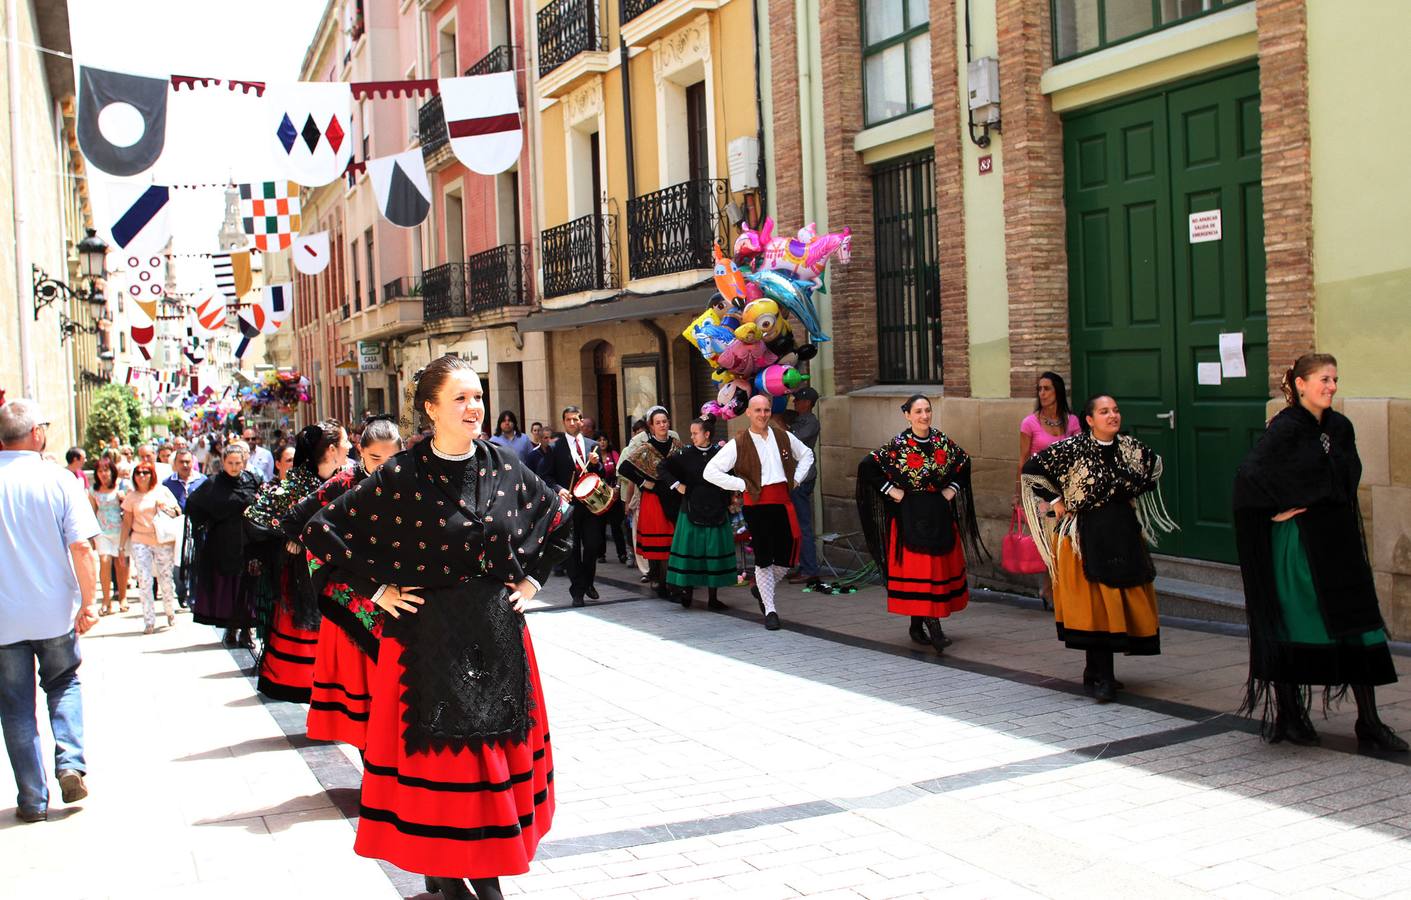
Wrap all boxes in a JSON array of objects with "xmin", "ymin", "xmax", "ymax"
[{"xmin": 33, "ymin": 228, "xmax": 110, "ymax": 320}]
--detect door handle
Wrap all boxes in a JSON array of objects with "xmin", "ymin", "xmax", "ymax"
[{"xmin": 1155, "ymin": 410, "xmax": 1175, "ymax": 430}]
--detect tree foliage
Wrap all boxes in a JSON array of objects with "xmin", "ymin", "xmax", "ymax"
[{"xmin": 84, "ymin": 384, "xmax": 141, "ymax": 455}]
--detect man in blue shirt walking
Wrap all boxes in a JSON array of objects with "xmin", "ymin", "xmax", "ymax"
[{"xmin": 0, "ymin": 399, "xmax": 101, "ymax": 823}]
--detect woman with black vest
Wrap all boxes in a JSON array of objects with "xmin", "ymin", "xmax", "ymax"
[{"xmin": 660, "ymin": 418, "xmax": 735, "ymax": 610}]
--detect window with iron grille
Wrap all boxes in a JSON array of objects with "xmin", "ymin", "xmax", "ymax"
[
  {"xmin": 861, "ymin": 0, "xmax": 931, "ymax": 127},
  {"xmin": 1052, "ymin": 0, "xmax": 1252, "ymax": 62},
  {"xmin": 872, "ymin": 152, "xmax": 941, "ymax": 384}
]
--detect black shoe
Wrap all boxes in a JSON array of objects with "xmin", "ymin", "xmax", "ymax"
[
  {"xmin": 618, "ymin": 556, "xmax": 628, "ymax": 565},
  {"xmin": 571, "ymin": 596, "xmax": 585, "ymax": 608},
  {"xmin": 222, "ymin": 628, "xmax": 238, "ymax": 647},
  {"xmin": 16, "ymin": 806, "xmax": 46, "ymax": 823},
  {"xmin": 424, "ymin": 876, "xmax": 474, "ymax": 899},
  {"xmin": 58, "ymin": 770, "xmax": 87, "ymax": 803},
  {"xmin": 764, "ymin": 611, "xmax": 780, "ymax": 631},
  {"xmin": 708, "ymin": 598, "xmax": 728, "ymax": 611},
  {"xmin": 598, "ymin": 556, "xmax": 607, "ymax": 563},
  {"xmin": 1271, "ymin": 714, "xmax": 1321, "ymax": 747},
  {"xmin": 1082, "ymin": 674, "xmax": 1126, "ymax": 695},
  {"xmin": 925, "ymin": 619, "xmax": 952, "ymax": 653},
  {"xmin": 585, "ymin": 586, "xmax": 600, "ymax": 600},
  {"xmin": 1355, "ymin": 720, "xmax": 1409, "ymax": 753},
  {"xmin": 237, "ymin": 629, "xmax": 255, "ymax": 650},
  {"xmin": 680, "ymin": 593, "xmax": 693, "ymax": 609},
  {"xmin": 908, "ymin": 619, "xmax": 929, "ymax": 645},
  {"xmin": 639, "ymin": 574, "xmax": 650, "ymax": 583},
  {"xmin": 1093, "ymin": 679, "xmax": 1117, "ymax": 704}
]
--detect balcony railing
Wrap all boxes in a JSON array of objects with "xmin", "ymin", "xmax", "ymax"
[
  {"xmin": 467, "ymin": 45, "xmax": 515, "ymax": 77},
  {"xmin": 542, "ymin": 212, "xmax": 618, "ymax": 298},
  {"xmin": 340, "ymin": 302, "xmax": 350, "ymax": 320},
  {"xmin": 418, "ymin": 94, "xmax": 448, "ymax": 157},
  {"xmin": 626, "ymin": 179, "xmax": 729, "ymax": 280},
  {"xmin": 467, "ymin": 244, "xmax": 531, "ymax": 312},
  {"xmin": 366, "ymin": 287, "xmax": 377, "ymax": 309},
  {"xmin": 623, "ymin": 0, "xmax": 663, "ymax": 22},
  {"xmin": 382, "ymin": 276, "xmax": 419, "ymax": 302},
  {"xmin": 422, "ymin": 262, "xmax": 470, "ymax": 321},
  {"xmin": 537, "ymin": 0, "xmax": 604, "ymax": 78}
]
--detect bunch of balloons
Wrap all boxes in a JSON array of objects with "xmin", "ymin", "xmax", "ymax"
[
  {"xmin": 240, "ymin": 370, "xmax": 312, "ymax": 412},
  {"xmin": 684, "ymin": 218, "xmax": 851, "ymax": 420}
]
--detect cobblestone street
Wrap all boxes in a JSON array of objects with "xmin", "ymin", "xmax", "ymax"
[{"xmin": 6, "ymin": 570, "xmax": 1411, "ymax": 899}]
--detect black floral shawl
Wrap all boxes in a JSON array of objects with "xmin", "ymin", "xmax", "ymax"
[
  {"xmin": 855, "ymin": 430, "xmax": 987, "ymax": 576},
  {"xmin": 303, "ymin": 440, "xmax": 573, "ymax": 754},
  {"xmin": 244, "ymin": 467, "xmax": 325, "ymax": 632},
  {"xmin": 1233, "ymin": 406, "xmax": 1390, "ymax": 719},
  {"xmin": 620, "ymin": 434, "xmax": 686, "ymax": 522},
  {"xmin": 1020, "ymin": 433, "xmax": 1176, "ymax": 588}
]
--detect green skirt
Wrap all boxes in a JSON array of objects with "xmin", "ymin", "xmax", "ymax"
[
  {"xmin": 1264, "ymin": 520, "xmax": 1394, "ymax": 686},
  {"xmin": 666, "ymin": 513, "xmax": 737, "ymax": 588}
]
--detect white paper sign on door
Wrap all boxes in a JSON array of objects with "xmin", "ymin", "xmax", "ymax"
[
  {"xmin": 1197, "ymin": 362, "xmax": 1223, "ymax": 386},
  {"xmin": 1189, "ymin": 210, "xmax": 1222, "ymax": 243},
  {"xmin": 1218, "ymin": 332, "xmax": 1247, "ymax": 378}
]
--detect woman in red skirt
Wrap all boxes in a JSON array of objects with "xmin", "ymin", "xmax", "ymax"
[
  {"xmin": 281, "ymin": 415, "xmax": 402, "ymax": 747},
  {"xmin": 303, "ymin": 356, "xmax": 573, "ymax": 900},
  {"xmin": 618, "ymin": 406, "xmax": 684, "ymax": 598},
  {"xmin": 857, "ymin": 394, "xmax": 987, "ymax": 654},
  {"xmin": 244, "ymin": 421, "xmax": 350, "ymax": 702}
]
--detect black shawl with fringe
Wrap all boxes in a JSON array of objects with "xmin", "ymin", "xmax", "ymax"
[
  {"xmin": 304, "ymin": 440, "xmax": 573, "ymax": 754},
  {"xmin": 855, "ymin": 429, "xmax": 988, "ymax": 576},
  {"xmin": 1233, "ymin": 406, "xmax": 1393, "ymax": 713}
]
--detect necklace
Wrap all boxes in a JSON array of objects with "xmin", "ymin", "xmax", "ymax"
[
  {"xmin": 430, "ymin": 439, "xmax": 474, "ymax": 461},
  {"xmin": 1039, "ymin": 410, "xmax": 1063, "ymax": 428}
]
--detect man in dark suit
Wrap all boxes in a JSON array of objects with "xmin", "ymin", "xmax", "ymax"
[{"xmin": 544, "ymin": 406, "xmax": 605, "ymax": 607}]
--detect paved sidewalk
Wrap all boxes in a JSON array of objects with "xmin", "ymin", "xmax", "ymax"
[{"xmin": 4, "ymin": 569, "xmax": 1410, "ymax": 899}]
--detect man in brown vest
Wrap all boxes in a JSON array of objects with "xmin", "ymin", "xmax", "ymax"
[{"xmin": 704, "ymin": 395, "xmax": 814, "ymax": 630}]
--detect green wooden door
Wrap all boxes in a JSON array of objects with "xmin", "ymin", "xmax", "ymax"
[{"xmin": 1063, "ymin": 66, "xmax": 1266, "ymax": 563}]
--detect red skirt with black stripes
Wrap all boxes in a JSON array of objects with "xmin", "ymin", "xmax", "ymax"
[
  {"xmin": 354, "ymin": 625, "xmax": 554, "ymax": 879},
  {"xmin": 635, "ymin": 491, "xmax": 675, "ymax": 561},
  {"xmin": 885, "ymin": 520, "xmax": 969, "ymax": 618},
  {"xmin": 305, "ymin": 625, "xmax": 373, "ymax": 749},
  {"xmin": 257, "ymin": 602, "xmax": 319, "ymax": 703}
]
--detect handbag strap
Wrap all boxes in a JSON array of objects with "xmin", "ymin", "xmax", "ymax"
[{"xmin": 1009, "ymin": 505, "xmax": 1024, "ymax": 534}]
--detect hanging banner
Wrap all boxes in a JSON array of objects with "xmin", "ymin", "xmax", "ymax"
[
  {"xmin": 256, "ymin": 283, "xmax": 293, "ymax": 334},
  {"xmin": 367, "ymin": 149, "xmax": 431, "ymax": 228},
  {"xmin": 191, "ymin": 289, "xmax": 227, "ymax": 336},
  {"xmin": 239, "ymin": 181, "xmax": 302, "ymax": 251},
  {"xmin": 211, "ymin": 251, "xmax": 254, "ymax": 304},
  {"xmin": 77, "ymin": 66, "xmax": 169, "ymax": 177},
  {"xmin": 291, "ymin": 231, "xmax": 331, "ymax": 275},
  {"xmin": 107, "ymin": 184, "xmax": 171, "ymax": 257},
  {"xmin": 263, "ymin": 82, "xmax": 353, "ymax": 187},
  {"xmin": 439, "ymin": 72, "xmax": 522, "ymax": 175}
]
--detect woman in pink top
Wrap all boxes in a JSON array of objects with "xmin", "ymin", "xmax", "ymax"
[
  {"xmin": 1015, "ymin": 372, "xmax": 1081, "ymax": 607},
  {"xmin": 120, "ymin": 463, "xmax": 181, "ymax": 634}
]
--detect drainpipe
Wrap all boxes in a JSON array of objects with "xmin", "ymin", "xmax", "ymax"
[
  {"xmin": 794, "ymin": 0, "xmax": 817, "ymax": 226},
  {"xmin": 7, "ymin": 0, "xmax": 36, "ymax": 399}
]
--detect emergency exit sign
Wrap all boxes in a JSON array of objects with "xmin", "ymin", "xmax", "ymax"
[{"xmin": 1189, "ymin": 209, "xmax": 1222, "ymax": 243}]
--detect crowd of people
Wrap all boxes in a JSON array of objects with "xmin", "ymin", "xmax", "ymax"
[{"xmin": 0, "ymin": 350, "xmax": 1403, "ymax": 896}]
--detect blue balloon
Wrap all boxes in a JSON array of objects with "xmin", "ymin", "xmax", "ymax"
[{"xmin": 746, "ymin": 270, "xmax": 830, "ymax": 342}]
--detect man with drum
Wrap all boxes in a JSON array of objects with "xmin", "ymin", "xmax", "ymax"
[
  {"xmin": 546, "ymin": 406, "xmax": 607, "ymax": 607},
  {"xmin": 704, "ymin": 394, "xmax": 814, "ymax": 630}
]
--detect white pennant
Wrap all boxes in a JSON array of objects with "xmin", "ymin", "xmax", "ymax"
[
  {"xmin": 291, "ymin": 231, "xmax": 331, "ymax": 275},
  {"xmin": 439, "ymin": 73, "xmax": 522, "ymax": 175}
]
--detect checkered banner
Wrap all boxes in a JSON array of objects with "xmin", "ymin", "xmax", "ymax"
[{"xmin": 239, "ymin": 181, "xmax": 302, "ymax": 252}]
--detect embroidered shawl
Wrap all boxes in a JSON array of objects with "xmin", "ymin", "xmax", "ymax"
[{"xmin": 243, "ymin": 466, "xmax": 325, "ymax": 631}]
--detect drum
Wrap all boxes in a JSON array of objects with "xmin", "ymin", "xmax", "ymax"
[{"xmin": 571, "ymin": 472, "xmax": 616, "ymax": 516}]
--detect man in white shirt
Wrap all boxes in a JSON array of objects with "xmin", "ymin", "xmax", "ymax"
[
  {"xmin": 0, "ymin": 399, "xmax": 101, "ymax": 821},
  {"xmin": 136, "ymin": 443, "xmax": 172, "ymax": 484},
  {"xmin": 704, "ymin": 395, "xmax": 814, "ymax": 630},
  {"xmin": 242, "ymin": 428, "xmax": 275, "ymax": 483}
]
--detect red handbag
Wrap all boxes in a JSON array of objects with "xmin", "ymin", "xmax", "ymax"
[{"xmin": 1001, "ymin": 506, "xmax": 1047, "ymax": 575}]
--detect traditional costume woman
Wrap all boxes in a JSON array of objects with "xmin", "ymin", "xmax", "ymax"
[
  {"xmin": 857, "ymin": 428, "xmax": 985, "ymax": 653},
  {"xmin": 1233, "ymin": 400, "xmax": 1403, "ymax": 750},
  {"xmin": 1020, "ymin": 427, "xmax": 1176, "ymax": 702},
  {"xmin": 185, "ymin": 466, "xmax": 262, "ymax": 642},
  {"xmin": 617, "ymin": 415, "xmax": 684, "ymax": 595},
  {"xmin": 303, "ymin": 438, "xmax": 573, "ymax": 890},
  {"xmin": 245, "ymin": 465, "xmax": 325, "ymax": 702},
  {"xmin": 660, "ymin": 440, "xmax": 735, "ymax": 608}
]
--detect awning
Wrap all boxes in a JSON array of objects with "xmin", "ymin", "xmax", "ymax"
[{"xmin": 516, "ymin": 284, "xmax": 714, "ymax": 333}]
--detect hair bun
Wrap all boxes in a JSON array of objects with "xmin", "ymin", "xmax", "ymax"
[{"xmin": 412, "ymin": 367, "xmax": 427, "ymax": 383}]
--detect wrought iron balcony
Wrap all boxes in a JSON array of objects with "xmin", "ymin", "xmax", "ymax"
[
  {"xmin": 623, "ymin": 0, "xmax": 664, "ymax": 22},
  {"xmin": 537, "ymin": 0, "xmax": 605, "ymax": 78},
  {"xmin": 467, "ymin": 45, "xmax": 514, "ymax": 77},
  {"xmin": 418, "ymin": 94, "xmax": 448, "ymax": 157},
  {"xmin": 422, "ymin": 262, "xmax": 470, "ymax": 322},
  {"xmin": 382, "ymin": 276, "xmax": 419, "ymax": 302},
  {"xmin": 542, "ymin": 213, "xmax": 618, "ymax": 298},
  {"xmin": 366, "ymin": 287, "xmax": 378, "ymax": 309},
  {"xmin": 340, "ymin": 302, "xmax": 350, "ymax": 320},
  {"xmin": 467, "ymin": 244, "xmax": 531, "ymax": 312},
  {"xmin": 626, "ymin": 179, "xmax": 729, "ymax": 280}
]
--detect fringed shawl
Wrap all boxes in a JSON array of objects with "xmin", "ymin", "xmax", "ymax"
[
  {"xmin": 244, "ymin": 467, "xmax": 325, "ymax": 631},
  {"xmin": 303, "ymin": 440, "xmax": 572, "ymax": 754},
  {"xmin": 855, "ymin": 429, "xmax": 988, "ymax": 576}
]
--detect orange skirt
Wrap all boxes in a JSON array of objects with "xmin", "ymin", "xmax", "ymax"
[{"xmin": 1052, "ymin": 534, "xmax": 1160, "ymax": 655}]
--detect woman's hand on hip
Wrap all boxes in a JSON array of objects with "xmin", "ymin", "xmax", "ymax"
[
  {"xmin": 505, "ymin": 579, "xmax": 537, "ymax": 613},
  {"xmin": 1052, "ymin": 499, "xmax": 1068, "ymax": 519},
  {"xmin": 886, "ymin": 486, "xmax": 904, "ymax": 503},
  {"xmin": 1272, "ymin": 507, "xmax": 1306, "ymax": 523},
  {"xmin": 376, "ymin": 585, "xmax": 424, "ymax": 618}
]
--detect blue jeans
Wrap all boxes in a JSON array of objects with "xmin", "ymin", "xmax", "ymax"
[
  {"xmin": 791, "ymin": 480, "xmax": 818, "ymax": 576},
  {"xmin": 0, "ymin": 631, "xmax": 85, "ymax": 812}
]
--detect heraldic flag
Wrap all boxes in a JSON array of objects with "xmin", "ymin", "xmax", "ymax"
[
  {"xmin": 77, "ymin": 66, "xmax": 168, "ymax": 177},
  {"xmin": 368, "ymin": 150, "xmax": 431, "ymax": 228},
  {"xmin": 265, "ymin": 82, "xmax": 352, "ymax": 188},
  {"xmin": 107, "ymin": 184, "xmax": 171, "ymax": 257},
  {"xmin": 240, "ymin": 181, "xmax": 302, "ymax": 251},
  {"xmin": 191, "ymin": 290, "xmax": 226, "ymax": 336},
  {"xmin": 212, "ymin": 251, "xmax": 253, "ymax": 305},
  {"xmin": 439, "ymin": 72, "xmax": 521, "ymax": 175},
  {"xmin": 291, "ymin": 231, "xmax": 331, "ymax": 275}
]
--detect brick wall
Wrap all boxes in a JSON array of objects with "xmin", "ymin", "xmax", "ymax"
[
  {"xmin": 817, "ymin": 0, "xmax": 877, "ymax": 394},
  {"xmin": 931, "ymin": 0, "xmax": 969, "ymax": 396},
  {"xmin": 1256, "ymin": 0, "xmax": 1315, "ymax": 393},
  {"xmin": 995, "ymin": 0, "xmax": 1069, "ymax": 399},
  {"xmin": 766, "ymin": 0, "xmax": 804, "ymax": 228}
]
